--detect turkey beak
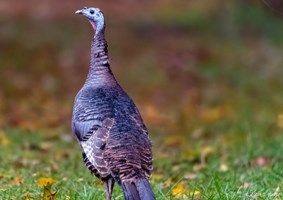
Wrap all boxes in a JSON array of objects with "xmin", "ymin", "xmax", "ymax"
[{"xmin": 75, "ymin": 9, "xmax": 83, "ymax": 14}]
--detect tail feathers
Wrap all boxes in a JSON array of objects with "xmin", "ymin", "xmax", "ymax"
[
  {"xmin": 122, "ymin": 178, "xmax": 156, "ymax": 200},
  {"xmin": 122, "ymin": 181, "xmax": 141, "ymax": 200},
  {"xmin": 136, "ymin": 178, "xmax": 156, "ymax": 200}
]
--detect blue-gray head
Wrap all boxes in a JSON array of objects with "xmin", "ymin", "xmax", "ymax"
[{"xmin": 75, "ymin": 7, "xmax": 105, "ymax": 34}]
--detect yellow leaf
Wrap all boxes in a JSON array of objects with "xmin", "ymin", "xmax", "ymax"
[
  {"xmin": 0, "ymin": 131, "xmax": 10, "ymax": 146},
  {"xmin": 200, "ymin": 105, "xmax": 232, "ymax": 122},
  {"xmin": 172, "ymin": 184, "xmax": 187, "ymax": 198},
  {"xmin": 277, "ymin": 114, "xmax": 283, "ymax": 128},
  {"xmin": 37, "ymin": 177, "xmax": 57, "ymax": 187},
  {"xmin": 22, "ymin": 192, "xmax": 31, "ymax": 200},
  {"xmin": 172, "ymin": 165, "xmax": 180, "ymax": 172},
  {"xmin": 164, "ymin": 136, "xmax": 184, "ymax": 146},
  {"xmin": 143, "ymin": 104, "xmax": 161, "ymax": 124},
  {"xmin": 200, "ymin": 146, "xmax": 216, "ymax": 164},
  {"xmin": 152, "ymin": 173, "xmax": 163, "ymax": 180},
  {"xmin": 189, "ymin": 190, "xmax": 201, "ymax": 196},
  {"xmin": 193, "ymin": 163, "xmax": 207, "ymax": 171},
  {"xmin": 0, "ymin": 173, "xmax": 8, "ymax": 179},
  {"xmin": 141, "ymin": 103, "xmax": 170, "ymax": 126},
  {"xmin": 42, "ymin": 187, "xmax": 56, "ymax": 200},
  {"xmin": 164, "ymin": 178, "xmax": 173, "ymax": 187},
  {"xmin": 37, "ymin": 178, "xmax": 57, "ymax": 200},
  {"xmin": 201, "ymin": 146, "xmax": 216, "ymax": 156},
  {"xmin": 76, "ymin": 178, "xmax": 84, "ymax": 182},
  {"xmin": 182, "ymin": 149, "xmax": 199, "ymax": 161}
]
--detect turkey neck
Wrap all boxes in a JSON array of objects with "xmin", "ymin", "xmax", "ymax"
[{"xmin": 85, "ymin": 29, "xmax": 116, "ymax": 87}]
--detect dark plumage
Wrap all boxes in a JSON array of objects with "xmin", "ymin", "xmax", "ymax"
[{"xmin": 72, "ymin": 7, "xmax": 155, "ymax": 200}]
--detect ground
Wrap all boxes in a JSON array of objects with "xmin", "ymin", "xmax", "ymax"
[{"xmin": 0, "ymin": 1, "xmax": 283, "ymax": 199}]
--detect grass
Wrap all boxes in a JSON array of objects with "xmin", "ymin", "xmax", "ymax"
[
  {"xmin": 1, "ymin": 1, "xmax": 283, "ymax": 199},
  {"xmin": 0, "ymin": 95, "xmax": 283, "ymax": 200}
]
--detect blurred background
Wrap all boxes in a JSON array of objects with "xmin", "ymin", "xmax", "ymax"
[
  {"xmin": 1, "ymin": 0, "xmax": 283, "ymax": 198},
  {"xmin": 1, "ymin": 0, "xmax": 283, "ymax": 134}
]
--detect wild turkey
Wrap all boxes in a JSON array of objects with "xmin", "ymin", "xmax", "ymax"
[{"xmin": 72, "ymin": 7, "xmax": 156, "ymax": 200}]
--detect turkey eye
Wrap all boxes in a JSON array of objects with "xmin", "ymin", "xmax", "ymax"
[{"xmin": 90, "ymin": 10, "xmax": 94, "ymax": 14}]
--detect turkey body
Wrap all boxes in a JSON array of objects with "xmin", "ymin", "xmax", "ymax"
[{"xmin": 72, "ymin": 85, "xmax": 152, "ymax": 182}]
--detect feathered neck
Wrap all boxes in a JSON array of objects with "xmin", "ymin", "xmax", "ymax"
[
  {"xmin": 90, "ymin": 29, "xmax": 108, "ymax": 65},
  {"xmin": 85, "ymin": 27, "xmax": 116, "ymax": 86}
]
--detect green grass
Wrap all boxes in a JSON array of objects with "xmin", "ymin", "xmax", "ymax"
[{"xmin": 1, "ymin": 104, "xmax": 283, "ymax": 200}]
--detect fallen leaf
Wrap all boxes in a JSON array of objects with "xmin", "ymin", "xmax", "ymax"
[
  {"xmin": 172, "ymin": 183, "xmax": 187, "ymax": 198},
  {"xmin": 200, "ymin": 146, "xmax": 216, "ymax": 164},
  {"xmin": 39, "ymin": 142, "xmax": 53, "ymax": 152},
  {"xmin": 18, "ymin": 120, "xmax": 38, "ymax": 131},
  {"xmin": 37, "ymin": 177, "xmax": 57, "ymax": 187},
  {"xmin": 0, "ymin": 173, "xmax": 9, "ymax": 179},
  {"xmin": 42, "ymin": 188, "xmax": 57, "ymax": 200},
  {"xmin": 255, "ymin": 157, "xmax": 266, "ymax": 166},
  {"xmin": 55, "ymin": 151, "xmax": 69, "ymax": 160},
  {"xmin": 273, "ymin": 186, "xmax": 280, "ymax": 196},
  {"xmin": 191, "ymin": 128, "xmax": 204, "ymax": 139},
  {"xmin": 184, "ymin": 172, "xmax": 198, "ymax": 180},
  {"xmin": 163, "ymin": 178, "xmax": 173, "ymax": 188},
  {"xmin": 172, "ymin": 165, "xmax": 180, "ymax": 172},
  {"xmin": 0, "ymin": 130, "xmax": 10, "ymax": 146},
  {"xmin": 201, "ymin": 146, "xmax": 216, "ymax": 155},
  {"xmin": 142, "ymin": 104, "xmax": 163, "ymax": 125},
  {"xmin": 13, "ymin": 176, "xmax": 24, "ymax": 186},
  {"xmin": 151, "ymin": 173, "xmax": 163, "ymax": 180},
  {"xmin": 240, "ymin": 182, "xmax": 250, "ymax": 189},
  {"xmin": 277, "ymin": 114, "xmax": 283, "ymax": 128},
  {"xmin": 172, "ymin": 183, "xmax": 201, "ymax": 199},
  {"xmin": 189, "ymin": 190, "xmax": 201, "ymax": 196},
  {"xmin": 182, "ymin": 149, "xmax": 199, "ymax": 161},
  {"xmin": 13, "ymin": 158, "xmax": 40, "ymax": 168},
  {"xmin": 22, "ymin": 192, "xmax": 31, "ymax": 200},
  {"xmin": 193, "ymin": 163, "xmax": 207, "ymax": 171},
  {"xmin": 200, "ymin": 105, "xmax": 232, "ymax": 122},
  {"xmin": 219, "ymin": 163, "xmax": 229, "ymax": 172},
  {"xmin": 250, "ymin": 156, "xmax": 272, "ymax": 167},
  {"xmin": 164, "ymin": 136, "xmax": 185, "ymax": 146},
  {"xmin": 37, "ymin": 177, "xmax": 57, "ymax": 200}
]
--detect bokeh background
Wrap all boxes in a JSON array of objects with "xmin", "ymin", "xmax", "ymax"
[
  {"xmin": 1, "ymin": 0, "xmax": 282, "ymax": 133},
  {"xmin": 1, "ymin": 0, "xmax": 283, "ymax": 199}
]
